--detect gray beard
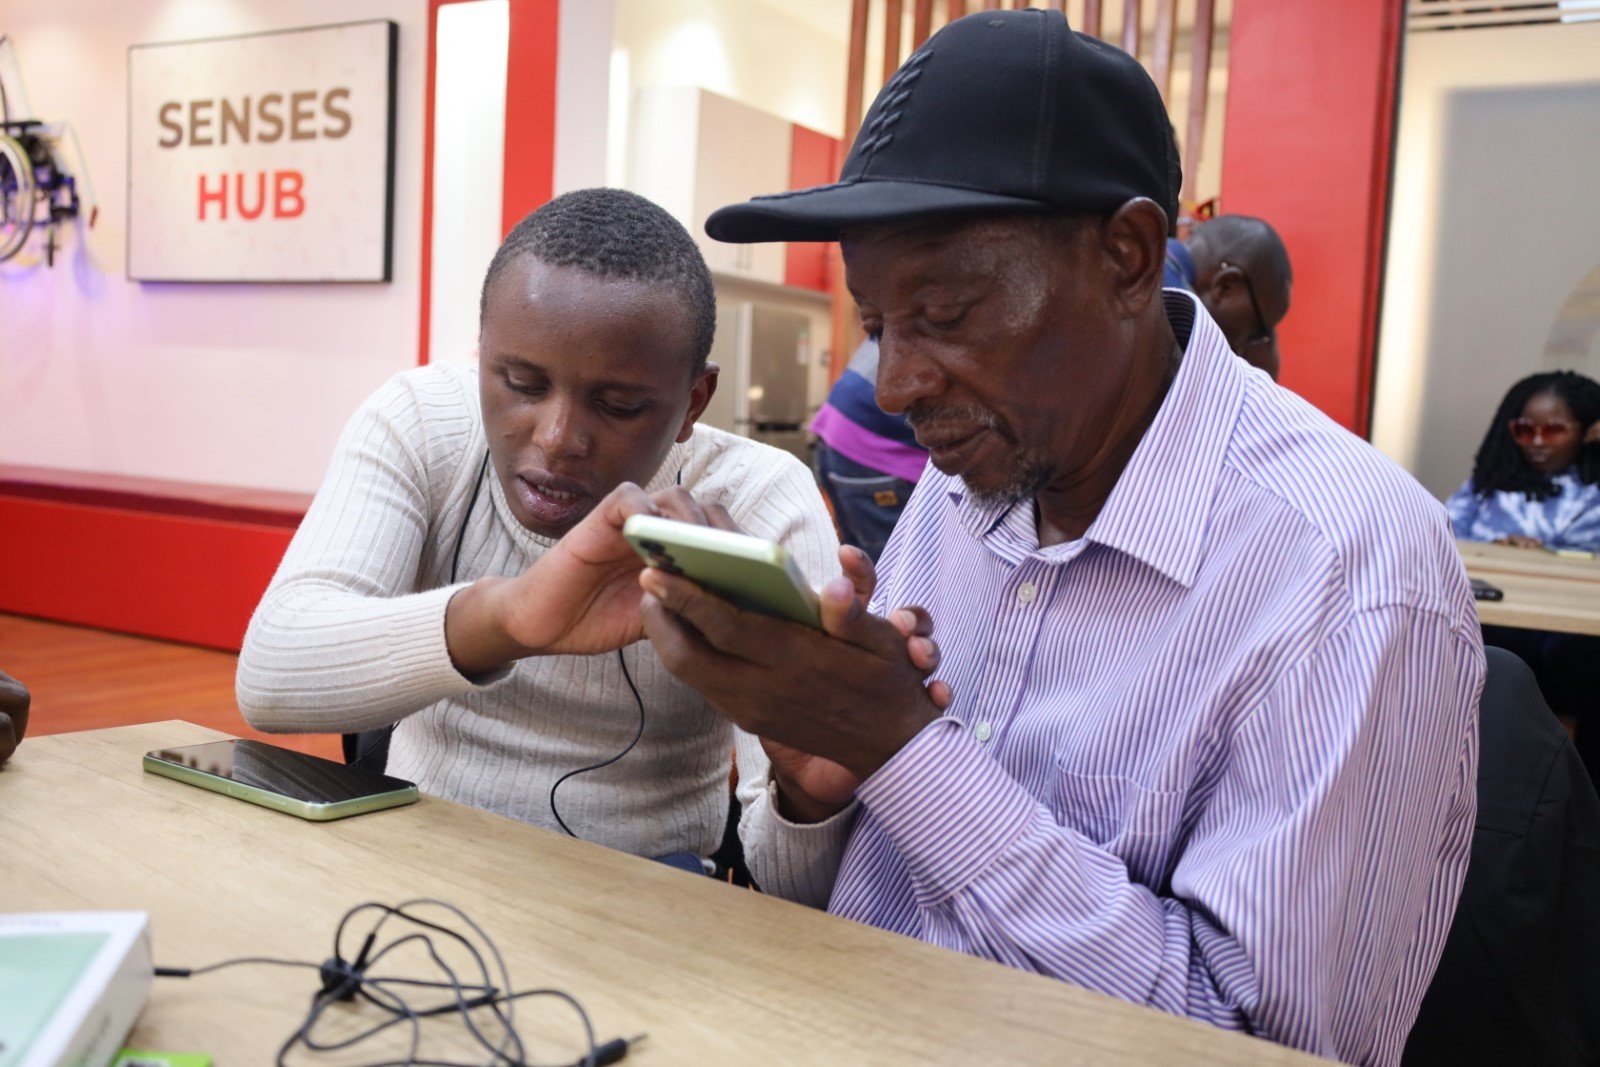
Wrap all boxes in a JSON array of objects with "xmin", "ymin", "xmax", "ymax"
[
  {"xmin": 906, "ymin": 404, "xmax": 1051, "ymax": 510},
  {"xmin": 961, "ymin": 454, "xmax": 1052, "ymax": 510}
]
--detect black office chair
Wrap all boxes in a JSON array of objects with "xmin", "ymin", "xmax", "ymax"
[
  {"xmin": 1401, "ymin": 646, "xmax": 1600, "ymax": 1066},
  {"xmin": 342, "ymin": 728, "xmax": 391, "ymax": 771}
]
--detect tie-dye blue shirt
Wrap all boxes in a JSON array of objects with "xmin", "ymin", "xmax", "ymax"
[{"xmin": 1445, "ymin": 468, "xmax": 1600, "ymax": 551}]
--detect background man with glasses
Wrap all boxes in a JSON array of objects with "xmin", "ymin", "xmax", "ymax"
[{"xmin": 1181, "ymin": 214, "xmax": 1293, "ymax": 380}]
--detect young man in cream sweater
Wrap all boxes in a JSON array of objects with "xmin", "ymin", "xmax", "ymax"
[{"xmin": 237, "ymin": 189, "xmax": 853, "ymax": 899}]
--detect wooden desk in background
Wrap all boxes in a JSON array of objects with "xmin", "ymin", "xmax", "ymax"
[
  {"xmin": 0, "ymin": 722, "xmax": 1327, "ymax": 1066},
  {"xmin": 1457, "ymin": 539, "xmax": 1600, "ymax": 636}
]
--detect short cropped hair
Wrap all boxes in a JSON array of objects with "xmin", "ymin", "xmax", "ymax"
[
  {"xmin": 479, "ymin": 188, "xmax": 717, "ymax": 374},
  {"xmin": 1188, "ymin": 215, "xmax": 1292, "ymax": 290}
]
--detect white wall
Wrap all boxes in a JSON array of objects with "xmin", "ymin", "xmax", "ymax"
[
  {"xmin": 553, "ymin": 0, "xmax": 614, "ymax": 195},
  {"xmin": 614, "ymin": 0, "xmax": 845, "ymax": 140},
  {"xmin": 421, "ymin": 0, "xmax": 613, "ymax": 367},
  {"xmin": 1372, "ymin": 22, "xmax": 1600, "ymax": 498},
  {"xmin": 0, "ymin": 0, "xmax": 428, "ymax": 492},
  {"xmin": 612, "ymin": 0, "xmax": 1229, "ymax": 206},
  {"xmin": 429, "ymin": 0, "xmax": 508, "ymax": 368}
]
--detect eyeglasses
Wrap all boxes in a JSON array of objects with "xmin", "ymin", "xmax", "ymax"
[
  {"xmin": 1508, "ymin": 418, "xmax": 1579, "ymax": 446},
  {"xmin": 1219, "ymin": 261, "xmax": 1274, "ymax": 346}
]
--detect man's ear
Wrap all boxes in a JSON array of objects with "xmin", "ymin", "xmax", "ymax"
[
  {"xmin": 1207, "ymin": 263, "xmax": 1247, "ymax": 299},
  {"xmin": 1200, "ymin": 265, "xmax": 1250, "ymax": 329},
  {"xmin": 676, "ymin": 361, "xmax": 720, "ymax": 442},
  {"xmin": 1103, "ymin": 198, "xmax": 1169, "ymax": 317}
]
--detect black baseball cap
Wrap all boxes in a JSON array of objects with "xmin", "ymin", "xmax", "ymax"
[{"xmin": 705, "ymin": 8, "xmax": 1180, "ymax": 244}]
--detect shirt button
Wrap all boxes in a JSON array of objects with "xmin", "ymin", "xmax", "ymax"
[
  {"xmin": 974, "ymin": 722, "xmax": 993, "ymax": 742},
  {"xmin": 1016, "ymin": 581, "xmax": 1037, "ymax": 604}
]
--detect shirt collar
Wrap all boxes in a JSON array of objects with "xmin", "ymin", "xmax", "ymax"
[{"xmin": 947, "ymin": 291, "xmax": 1247, "ymax": 584}]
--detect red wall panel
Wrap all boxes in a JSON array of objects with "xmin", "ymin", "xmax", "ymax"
[
  {"xmin": 1220, "ymin": 0, "xmax": 1403, "ymax": 435},
  {"xmin": 0, "ymin": 499, "xmax": 294, "ymax": 652},
  {"xmin": 784, "ymin": 124, "xmax": 842, "ymax": 292},
  {"xmin": 501, "ymin": 0, "xmax": 561, "ymax": 236}
]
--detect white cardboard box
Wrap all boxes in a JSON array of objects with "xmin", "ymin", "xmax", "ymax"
[{"xmin": 0, "ymin": 912, "xmax": 153, "ymax": 1067}]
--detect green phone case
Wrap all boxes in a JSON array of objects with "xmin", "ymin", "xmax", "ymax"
[{"xmin": 623, "ymin": 515, "xmax": 821, "ymax": 628}]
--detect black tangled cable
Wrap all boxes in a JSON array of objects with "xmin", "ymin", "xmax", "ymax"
[{"xmin": 154, "ymin": 898, "xmax": 643, "ymax": 1067}]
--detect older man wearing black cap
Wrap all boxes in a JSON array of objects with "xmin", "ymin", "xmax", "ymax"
[{"xmin": 520, "ymin": 10, "xmax": 1479, "ymax": 1065}]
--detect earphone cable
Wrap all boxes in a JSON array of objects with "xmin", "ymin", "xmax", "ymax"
[
  {"xmin": 156, "ymin": 898, "xmax": 625, "ymax": 1067},
  {"xmin": 336, "ymin": 901, "xmax": 522, "ymax": 1058},
  {"xmin": 544, "ymin": 468, "xmax": 675, "ymax": 838},
  {"xmin": 450, "ymin": 451, "xmax": 493, "ymax": 586},
  {"xmin": 358, "ymin": 457, "xmax": 668, "ymax": 829},
  {"xmin": 548, "ymin": 649, "xmax": 647, "ymax": 839}
]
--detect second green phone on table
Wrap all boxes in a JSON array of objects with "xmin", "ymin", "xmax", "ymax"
[{"xmin": 143, "ymin": 739, "xmax": 419, "ymax": 821}]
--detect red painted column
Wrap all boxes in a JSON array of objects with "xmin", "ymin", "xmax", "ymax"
[
  {"xmin": 784, "ymin": 124, "xmax": 842, "ymax": 293},
  {"xmin": 1219, "ymin": 0, "xmax": 1403, "ymax": 435},
  {"xmin": 501, "ymin": 0, "xmax": 561, "ymax": 236}
]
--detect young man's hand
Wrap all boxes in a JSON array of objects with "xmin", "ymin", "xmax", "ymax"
[{"xmin": 443, "ymin": 482, "xmax": 689, "ymax": 676}]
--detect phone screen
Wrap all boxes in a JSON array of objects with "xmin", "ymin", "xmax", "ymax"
[{"xmin": 147, "ymin": 739, "xmax": 414, "ymax": 804}]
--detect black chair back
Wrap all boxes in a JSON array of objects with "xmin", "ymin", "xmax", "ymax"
[{"xmin": 1402, "ymin": 646, "xmax": 1600, "ymax": 1065}]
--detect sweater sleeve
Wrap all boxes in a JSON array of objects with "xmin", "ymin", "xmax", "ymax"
[
  {"xmin": 706, "ymin": 442, "xmax": 856, "ymax": 904},
  {"xmin": 236, "ymin": 373, "xmax": 500, "ymax": 734},
  {"xmin": 717, "ymin": 442, "xmax": 842, "ymax": 592}
]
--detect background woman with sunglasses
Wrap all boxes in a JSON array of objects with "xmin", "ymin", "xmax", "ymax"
[
  {"xmin": 1447, "ymin": 370, "xmax": 1600, "ymax": 551},
  {"xmin": 1447, "ymin": 369, "xmax": 1600, "ymax": 779}
]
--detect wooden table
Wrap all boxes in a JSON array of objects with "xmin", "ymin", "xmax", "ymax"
[
  {"xmin": 0, "ymin": 722, "xmax": 1327, "ymax": 1066},
  {"xmin": 1457, "ymin": 539, "xmax": 1600, "ymax": 636}
]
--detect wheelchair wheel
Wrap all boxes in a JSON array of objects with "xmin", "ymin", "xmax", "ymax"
[{"xmin": 0, "ymin": 132, "xmax": 35, "ymax": 262}]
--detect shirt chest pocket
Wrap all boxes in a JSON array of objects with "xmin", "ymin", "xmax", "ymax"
[{"xmin": 1051, "ymin": 769, "xmax": 1187, "ymax": 886}]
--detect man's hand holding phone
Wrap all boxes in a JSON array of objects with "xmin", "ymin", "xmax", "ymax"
[{"xmin": 639, "ymin": 548, "xmax": 952, "ymax": 824}]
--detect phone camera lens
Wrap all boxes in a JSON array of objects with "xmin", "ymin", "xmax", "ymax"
[{"xmin": 641, "ymin": 540, "xmax": 664, "ymax": 554}]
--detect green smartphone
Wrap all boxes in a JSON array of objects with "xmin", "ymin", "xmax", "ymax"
[
  {"xmin": 623, "ymin": 514, "xmax": 821, "ymax": 628},
  {"xmin": 142, "ymin": 739, "xmax": 419, "ymax": 821}
]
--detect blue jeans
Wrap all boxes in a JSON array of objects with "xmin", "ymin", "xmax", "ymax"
[
  {"xmin": 653, "ymin": 851, "xmax": 710, "ymax": 875},
  {"xmin": 814, "ymin": 441, "xmax": 916, "ymax": 563}
]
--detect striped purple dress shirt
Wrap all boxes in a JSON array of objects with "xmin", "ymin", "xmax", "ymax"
[{"xmin": 834, "ymin": 294, "xmax": 1482, "ymax": 1066}]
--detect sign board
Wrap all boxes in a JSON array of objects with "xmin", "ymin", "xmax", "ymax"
[{"xmin": 127, "ymin": 21, "xmax": 397, "ymax": 283}]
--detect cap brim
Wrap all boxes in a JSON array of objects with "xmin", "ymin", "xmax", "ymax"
[{"xmin": 705, "ymin": 179, "xmax": 1051, "ymax": 244}]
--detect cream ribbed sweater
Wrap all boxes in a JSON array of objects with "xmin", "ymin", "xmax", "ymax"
[{"xmin": 237, "ymin": 363, "xmax": 852, "ymax": 904}]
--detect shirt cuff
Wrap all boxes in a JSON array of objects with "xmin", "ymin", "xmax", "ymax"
[{"xmin": 855, "ymin": 717, "xmax": 1038, "ymax": 907}]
